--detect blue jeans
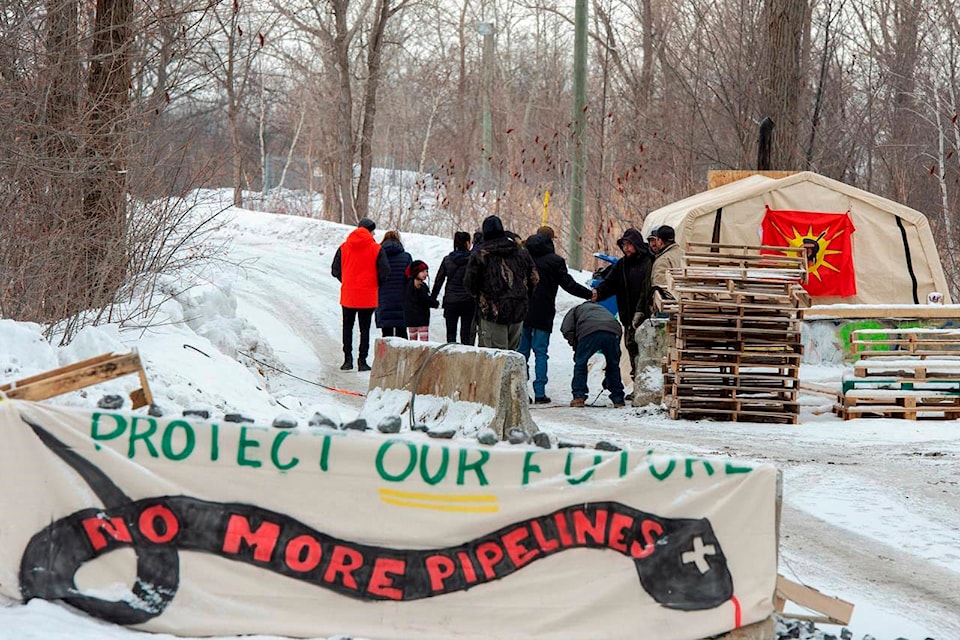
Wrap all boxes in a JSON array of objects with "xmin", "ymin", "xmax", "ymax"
[
  {"xmin": 572, "ymin": 331, "xmax": 624, "ymax": 404},
  {"xmin": 518, "ymin": 327, "xmax": 551, "ymax": 398}
]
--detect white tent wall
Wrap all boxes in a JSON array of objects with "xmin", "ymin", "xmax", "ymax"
[{"xmin": 640, "ymin": 171, "xmax": 951, "ymax": 305}]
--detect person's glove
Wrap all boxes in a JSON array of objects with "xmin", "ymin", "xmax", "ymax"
[{"xmin": 632, "ymin": 311, "xmax": 646, "ymax": 329}]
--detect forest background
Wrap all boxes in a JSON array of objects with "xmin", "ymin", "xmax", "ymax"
[{"xmin": 3, "ymin": 0, "xmax": 959, "ymax": 341}]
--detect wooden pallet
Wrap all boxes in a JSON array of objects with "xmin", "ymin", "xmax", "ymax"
[
  {"xmin": 669, "ymin": 404, "xmax": 799, "ymax": 424},
  {"xmin": 841, "ymin": 390, "xmax": 960, "ymax": 420},
  {"xmin": 851, "ymin": 328, "xmax": 960, "ymax": 359},
  {"xmin": 0, "ymin": 351, "xmax": 153, "ymax": 409}
]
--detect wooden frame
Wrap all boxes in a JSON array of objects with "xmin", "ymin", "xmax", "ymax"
[
  {"xmin": 0, "ymin": 351, "xmax": 154, "ymax": 409},
  {"xmin": 774, "ymin": 574, "xmax": 854, "ymax": 625}
]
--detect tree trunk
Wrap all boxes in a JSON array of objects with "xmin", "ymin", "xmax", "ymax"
[
  {"xmin": 354, "ymin": 0, "xmax": 390, "ymax": 221},
  {"xmin": 83, "ymin": 0, "xmax": 134, "ymax": 304},
  {"xmin": 761, "ymin": 0, "xmax": 809, "ymax": 170}
]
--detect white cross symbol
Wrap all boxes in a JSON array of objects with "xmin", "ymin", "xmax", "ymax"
[{"xmin": 681, "ymin": 536, "xmax": 716, "ymax": 574}]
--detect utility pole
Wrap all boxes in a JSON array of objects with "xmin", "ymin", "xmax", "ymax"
[
  {"xmin": 569, "ymin": 0, "xmax": 587, "ymax": 270},
  {"xmin": 476, "ymin": 22, "xmax": 495, "ymax": 185}
]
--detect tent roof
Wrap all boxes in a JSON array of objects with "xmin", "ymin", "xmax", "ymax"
[{"xmin": 641, "ymin": 171, "xmax": 931, "ymax": 237}]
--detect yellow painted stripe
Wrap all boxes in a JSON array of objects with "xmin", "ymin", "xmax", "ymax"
[
  {"xmin": 378, "ymin": 488, "xmax": 497, "ymax": 503},
  {"xmin": 380, "ymin": 497, "xmax": 499, "ymax": 513}
]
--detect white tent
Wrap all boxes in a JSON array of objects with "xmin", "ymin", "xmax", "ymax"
[{"xmin": 640, "ymin": 171, "xmax": 952, "ymax": 305}]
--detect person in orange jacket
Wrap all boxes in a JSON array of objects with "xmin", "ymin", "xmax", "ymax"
[{"xmin": 331, "ymin": 218, "xmax": 390, "ymax": 371}]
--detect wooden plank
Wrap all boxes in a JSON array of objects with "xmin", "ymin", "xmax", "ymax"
[
  {"xmin": 0, "ymin": 352, "xmax": 149, "ymax": 404},
  {"xmin": 805, "ymin": 305, "xmax": 960, "ymax": 320},
  {"xmin": 774, "ymin": 575, "xmax": 854, "ymax": 625},
  {"xmin": 706, "ymin": 170, "xmax": 796, "ymax": 189}
]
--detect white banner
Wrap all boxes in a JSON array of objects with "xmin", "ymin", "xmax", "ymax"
[{"xmin": 0, "ymin": 399, "xmax": 777, "ymax": 639}]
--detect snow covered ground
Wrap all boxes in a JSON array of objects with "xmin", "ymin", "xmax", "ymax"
[{"xmin": 1, "ymin": 197, "xmax": 958, "ymax": 639}]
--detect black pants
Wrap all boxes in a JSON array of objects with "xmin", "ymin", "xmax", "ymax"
[
  {"xmin": 342, "ymin": 307, "xmax": 374, "ymax": 360},
  {"xmin": 444, "ymin": 301, "xmax": 476, "ymax": 345},
  {"xmin": 381, "ymin": 326, "xmax": 407, "ymax": 339}
]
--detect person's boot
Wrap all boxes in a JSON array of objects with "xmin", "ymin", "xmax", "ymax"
[
  {"xmin": 357, "ymin": 358, "xmax": 371, "ymax": 372},
  {"xmin": 340, "ymin": 357, "xmax": 353, "ymax": 371}
]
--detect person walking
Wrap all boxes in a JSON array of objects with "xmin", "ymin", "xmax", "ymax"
[
  {"xmin": 430, "ymin": 231, "xmax": 476, "ymax": 344},
  {"xmin": 592, "ymin": 227, "xmax": 653, "ymax": 385},
  {"xmin": 375, "ymin": 230, "xmax": 412, "ymax": 339},
  {"xmin": 520, "ymin": 231, "xmax": 592, "ymax": 404},
  {"xmin": 560, "ymin": 301, "xmax": 626, "ymax": 408},
  {"xmin": 404, "ymin": 260, "xmax": 438, "ymax": 341},
  {"xmin": 331, "ymin": 218, "xmax": 390, "ymax": 371},
  {"xmin": 463, "ymin": 215, "xmax": 539, "ymax": 350}
]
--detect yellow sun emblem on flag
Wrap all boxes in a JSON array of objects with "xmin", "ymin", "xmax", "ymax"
[{"xmin": 771, "ymin": 223, "xmax": 846, "ymax": 281}]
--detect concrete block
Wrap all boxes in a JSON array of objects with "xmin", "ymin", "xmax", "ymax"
[{"xmin": 365, "ymin": 338, "xmax": 538, "ymax": 440}]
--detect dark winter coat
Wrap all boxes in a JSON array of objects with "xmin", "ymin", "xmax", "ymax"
[
  {"xmin": 560, "ymin": 302, "xmax": 623, "ymax": 349},
  {"xmin": 430, "ymin": 250, "xmax": 472, "ymax": 307},
  {"xmin": 375, "ymin": 240, "xmax": 412, "ymax": 328},
  {"xmin": 463, "ymin": 236, "xmax": 539, "ymax": 325},
  {"xmin": 404, "ymin": 279, "xmax": 439, "ymax": 327},
  {"xmin": 523, "ymin": 233, "xmax": 593, "ymax": 332},
  {"xmin": 594, "ymin": 228, "xmax": 654, "ymax": 326}
]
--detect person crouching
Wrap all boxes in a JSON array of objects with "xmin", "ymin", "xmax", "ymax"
[
  {"xmin": 404, "ymin": 260, "xmax": 439, "ymax": 341},
  {"xmin": 560, "ymin": 301, "xmax": 626, "ymax": 408}
]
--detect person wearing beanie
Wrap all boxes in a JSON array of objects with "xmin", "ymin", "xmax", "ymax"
[
  {"xmin": 464, "ymin": 215, "xmax": 539, "ymax": 350},
  {"xmin": 331, "ymin": 218, "xmax": 390, "ymax": 371},
  {"xmin": 592, "ymin": 227, "xmax": 653, "ymax": 386},
  {"xmin": 403, "ymin": 260, "xmax": 438, "ymax": 341},
  {"xmin": 519, "ymin": 230, "xmax": 592, "ymax": 404},
  {"xmin": 375, "ymin": 230, "xmax": 412, "ymax": 339},
  {"xmin": 431, "ymin": 231, "xmax": 476, "ymax": 344}
]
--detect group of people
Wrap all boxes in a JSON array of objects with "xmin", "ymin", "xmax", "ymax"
[{"xmin": 330, "ymin": 214, "xmax": 682, "ymax": 407}]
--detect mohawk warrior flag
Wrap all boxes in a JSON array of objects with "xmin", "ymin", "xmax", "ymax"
[{"xmin": 761, "ymin": 207, "xmax": 857, "ymax": 297}]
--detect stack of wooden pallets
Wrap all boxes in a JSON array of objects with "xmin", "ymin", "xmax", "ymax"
[
  {"xmin": 840, "ymin": 328, "xmax": 960, "ymax": 420},
  {"xmin": 664, "ymin": 243, "xmax": 808, "ymax": 424}
]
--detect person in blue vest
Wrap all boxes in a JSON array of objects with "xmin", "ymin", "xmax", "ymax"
[
  {"xmin": 520, "ymin": 228, "xmax": 592, "ymax": 404},
  {"xmin": 375, "ymin": 230, "xmax": 412, "ymax": 339}
]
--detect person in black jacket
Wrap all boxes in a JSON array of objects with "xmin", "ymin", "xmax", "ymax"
[
  {"xmin": 592, "ymin": 227, "xmax": 653, "ymax": 383},
  {"xmin": 430, "ymin": 231, "xmax": 476, "ymax": 344},
  {"xmin": 463, "ymin": 215, "xmax": 539, "ymax": 350},
  {"xmin": 375, "ymin": 230, "xmax": 412, "ymax": 339},
  {"xmin": 520, "ymin": 232, "xmax": 592, "ymax": 403},
  {"xmin": 404, "ymin": 260, "xmax": 439, "ymax": 341}
]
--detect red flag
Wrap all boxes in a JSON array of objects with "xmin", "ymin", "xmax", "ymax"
[{"xmin": 760, "ymin": 208, "xmax": 857, "ymax": 297}]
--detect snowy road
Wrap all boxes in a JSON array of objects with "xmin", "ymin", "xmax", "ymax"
[{"xmin": 217, "ymin": 211, "xmax": 960, "ymax": 639}]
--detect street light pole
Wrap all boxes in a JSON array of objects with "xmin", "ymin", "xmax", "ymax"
[
  {"xmin": 569, "ymin": 0, "xmax": 587, "ymax": 270},
  {"xmin": 476, "ymin": 22, "xmax": 495, "ymax": 184}
]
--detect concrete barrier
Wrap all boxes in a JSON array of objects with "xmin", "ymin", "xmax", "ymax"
[{"xmin": 364, "ymin": 338, "xmax": 538, "ymax": 439}]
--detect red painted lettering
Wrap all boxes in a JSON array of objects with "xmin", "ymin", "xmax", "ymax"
[
  {"xmin": 425, "ymin": 554, "xmax": 456, "ymax": 592},
  {"xmin": 608, "ymin": 512, "xmax": 634, "ymax": 553},
  {"xmin": 222, "ymin": 514, "xmax": 280, "ymax": 562},
  {"xmin": 530, "ymin": 519, "xmax": 559, "ymax": 553},
  {"xmin": 323, "ymin": 545, "xmax": 363, "ymax": 590},
  {"xmin": 476, "ymin": 541, "xmax": 505, "ymax": 580},
  {"xmin": 82, "ymin": 516, "xmax": 131, "ymax": 551},
  {"xmin": 138, "ymin": 504, "xmax": 179, "ymax": 544},
  {"xmin": 501, "ymin": 526, "xmax": 539, "ymax": 568},
  {"xmin": 285, "ymin": 534, "xmax": 322, "ymax": 572},
  {"xmin": 572, "ymin": 508, "xmax": 608, "ymax": 545},
  {"xmin": 367, "ymin": 557, "xmax": 406, "ymax": 600},
  {"xmin": 630, "ymin": 520, "xmax": 664, "ymax": 559},
  {"xmin": 554, "ymin": 511, "xmax": 573, "ymax": 547},
  {"xmin": 456, "ymin": 551, "xmax": 478, "ymax": 584}
]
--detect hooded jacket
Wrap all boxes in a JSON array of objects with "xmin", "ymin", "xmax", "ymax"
[
  {"xmin": 594, "ymin": 228, "xmax": 653, "ymax": 325},
  {"xmin": 523, "ymin": 233, "xmax": 592, "ymax": 332},
  {"xmin": 651, "ymin": 241, "xmax": 683, "ymax": 301},
  {"xmin": 430, "ymin": 249, "xmax": 473, "ymax": 308},
  {"xmin": 375, "ymin": 239, "xmax": 412, "ymax": 328},
  {"xmin": 331, "ymin": 227, "xmax": 390, "ymax": 308},
  {"xmin": 463, "ymin": 236, "xmax": 539, "ymax": 324}
]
